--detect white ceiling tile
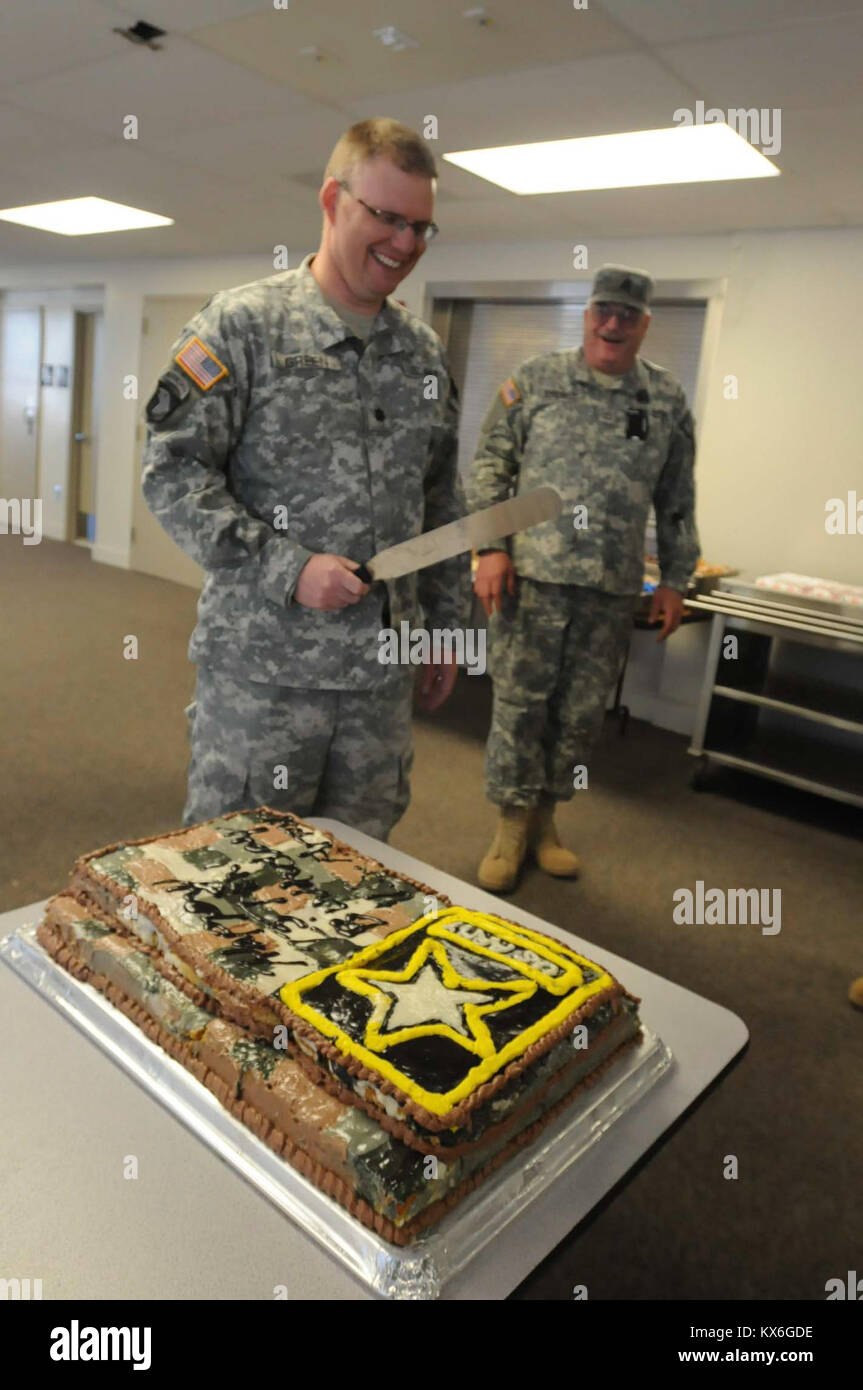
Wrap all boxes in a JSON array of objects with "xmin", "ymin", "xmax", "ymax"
[
  {"xmin": 768, "ymin": 104, "xmax": 863, "ymax": 174},
  {"xmin": 5, "ymin": 33, "xmax": 311, "ymax": 137},
  {"xmin": 150, "ymin": 108, "xmax": 349, "ymax": 178},
  {"xmin": 190, "ymin": 0, "xmax": 636, "ymax": 101},
  {"xmin": 0, "ymin": 134, "xmax": 255, "ymax": 217},
  {"xmin": 0, "ymin": 0, "xmax": 861, "ymax": 265},
  {"xmin": 427, "ymin": 195, "xmax": 577, "ymax": 244},
  {"xmin": 345, "ymin": 52, "xmax": 698, "ymax": 152},
  {"xmin": 658, "ymin": 12, "xmax": 863, "ymax": 111},
  {"xmin": 109, "ymin": 0, "xmax": 271, "ymax": 34},
  {"xmin": 0, "ymin": 0, "xmax": 135, "ymax": 89},
  {"xmin": 0, "ymin": 104, "xmax": 97, "ymax": 157},
  {"xmin": 598, "ymin": 0, "xmax": 863, "ymax": 44},
  {"xmin": 592, "ymin": 178, "xmax": 842, "ymax": 236}
]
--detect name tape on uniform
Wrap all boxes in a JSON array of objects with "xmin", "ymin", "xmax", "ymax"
[
  {"xmin": 174, "ymin": 336, "xmax": 229, "ymax": 391},
  {"xmin": 272, "ymin": 351, "xmax": 341, "ymax": 371}
]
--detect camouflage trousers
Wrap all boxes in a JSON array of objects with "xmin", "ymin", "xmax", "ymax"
[
  {"xmin": 183, "ymin": 665, "xmax": 415, "ymax": 841},
  {"xmin": 485, "ymin": 579, "xmax": 636, "ymax": 806}
]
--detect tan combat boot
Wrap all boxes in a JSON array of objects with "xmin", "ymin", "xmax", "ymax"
[
  {"xmin": 528, "ymin": 794, "xmax": 580, "ymax": 877},
  {"xmin": 477, "ymin": 806, "xmax": 531, "ymax": 893}
]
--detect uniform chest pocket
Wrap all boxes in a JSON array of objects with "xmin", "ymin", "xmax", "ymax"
[
  {"xmin": 248, "ymin": 360, "xmax": 357, "ymax": 445},
  {"xmin": 615, "ymin": 432, "xmax": 670, "ymax": 499},
  {"xmin": 375, "ymin": 369, "xmax": 439, "ymax": 425},
  {"xmin": 527, "ymin": 394, "xmax": 582, "ymax": 452},
  {"xmin": 375, "ymin": 372, "xmax": 438, "ymax": 483}
]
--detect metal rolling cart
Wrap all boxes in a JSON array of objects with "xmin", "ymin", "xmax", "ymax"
[{"xmin": 686, "ymin": 579, "xmax": 863, "ymax": 807}]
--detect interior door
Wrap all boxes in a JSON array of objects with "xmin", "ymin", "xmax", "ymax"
[
  {"xmin": 70, "ymin": 310, "xmax": 101, "ymax": 542},
  {"xmin": 0, "ymin": 307, "xmax": 42, "ymax": 499},
  {"xmin": 131, "ymin": 295, "xmax": 207, "ymax": 588}
]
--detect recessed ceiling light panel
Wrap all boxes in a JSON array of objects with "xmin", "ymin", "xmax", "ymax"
[
  {"xmin": 0, "ymin": 196, "xmax": 174, "ymax": 236},
  {"xmin": 443, "ymin": 124, "xmax": 780, "ymax": 194}
]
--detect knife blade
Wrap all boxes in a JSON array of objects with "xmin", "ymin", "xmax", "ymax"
[{"xmin": 353, "ymin": 485, "xmax": 563, "ymax": 584}]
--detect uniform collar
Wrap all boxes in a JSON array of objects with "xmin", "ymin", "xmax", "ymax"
[
  {"xmin": 298, "ymin": 252, "xmax": 416, "ymax": 357},
  {"xmin": 572, "ymin": 346, "xmax": 649, "ymax": 396}
]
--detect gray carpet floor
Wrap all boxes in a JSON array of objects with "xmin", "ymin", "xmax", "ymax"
[{"xmin": 2, "ymin": 537, "xmax": 861, "ymax": 1300}]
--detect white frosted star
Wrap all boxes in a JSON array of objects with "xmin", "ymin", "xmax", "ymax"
[{"xmin": 374, "ymin": 961, "xmax": 497, "ymax": 1038}]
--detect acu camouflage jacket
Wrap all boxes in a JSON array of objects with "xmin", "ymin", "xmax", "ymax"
[
  {"xmin": 468, "ymin": 346, "xmax": 700, "ymax": 595},
  {"xmin": 141, "ymin": 254, "xmax": 470, "ymax": 688}
]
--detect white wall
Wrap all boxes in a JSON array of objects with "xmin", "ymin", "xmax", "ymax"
[
  {"xmin": 38, "ymin": 307, "xmax": 75, "ymax": 540},
  {"xmin": 419, "ymin": 228, "xmax": 863, "ymax": 589},
  {"xmin": 0, "ymin": 306, "xmax": 41, "ymax": 499},
  {"xmin": 1, "ymin": 287, "xmax": 104, "ymax": 542},
  {"xmin": 3, "ymin": 228, "xmax": 862, "ymax": 734}
]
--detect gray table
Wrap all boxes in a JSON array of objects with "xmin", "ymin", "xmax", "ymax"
[{"xmin": 0, "ymin": 820, "xmax": 747, "ymax": 1300}]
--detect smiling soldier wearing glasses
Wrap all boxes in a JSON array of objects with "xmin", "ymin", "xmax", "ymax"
[
  {"xmin": 141, "ymin": 119, "xmax": 469, "ymax": 839},
  {"xmin": 469, "ymin": 264, "xmax": 700, "ymax": 891}
]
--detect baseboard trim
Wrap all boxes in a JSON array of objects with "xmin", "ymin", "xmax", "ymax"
[{"xmin": 91, "ymin": 544, "xmax": 130, "ymax": 569}]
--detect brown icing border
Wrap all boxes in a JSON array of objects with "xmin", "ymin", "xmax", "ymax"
[
  {"xmin": 277, "ymin": 981, "xmax": 635, "ymax": 1134},
  {"xmin": 51, "ymin": 888, "xmax": 624, "ymax": 1159},
  {"xmin": 43, "ymin": 889, "xmax": 219, "ymax": 1018},
  {"xmin": 36, "ymin": 915, "xmax": 642, "ymax": 1248},
  {"xmin": 49, "ymin": 889, "xmax": 636, "ymax": 1159},
  {"xmin": 286, "ymin": 1006, "xmax": 640, "ymax": 1158}
]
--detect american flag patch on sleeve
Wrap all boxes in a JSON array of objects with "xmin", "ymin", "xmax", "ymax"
[
  {"xmin": 174, "ymin": 336, "xmax": 229, "ymax": 391},
  {"xmin": 500, "ymin": 377, "xmax": 521, "ymax": 407}
]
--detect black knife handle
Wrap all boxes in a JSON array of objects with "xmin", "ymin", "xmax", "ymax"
[{"xmin": 354, "ymin": 562, "xmax": 373, "ymax": 584}]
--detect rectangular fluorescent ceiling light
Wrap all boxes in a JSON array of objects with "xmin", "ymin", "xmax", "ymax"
[
  {"xmin": 443, "ymin": 124, "xmax": 780, "ymax": 193},
  {"xmin": 0, "ymin": 196, "xmax": 174, "ymax": 235}
]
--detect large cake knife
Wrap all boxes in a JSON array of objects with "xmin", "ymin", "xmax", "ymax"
[{"xmin": 353, "ymin": 485, "xmax": 562, "ymax": 583}]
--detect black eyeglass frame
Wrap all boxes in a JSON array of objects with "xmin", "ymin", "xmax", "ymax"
[{"xmin": 337, "ymin": 180, "xmax": 439, "ymax": 242}]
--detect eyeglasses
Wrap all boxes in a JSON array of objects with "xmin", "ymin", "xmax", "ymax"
[
  {"xmin": 338, "ymin": 181, "xmax": 439, "ymax": 242},
  {"xmin": 591, "ymin": 301, "xmax": 644, "ymax": 326}
]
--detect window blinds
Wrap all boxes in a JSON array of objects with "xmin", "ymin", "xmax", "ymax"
[{"xmin": 441, "ymin": 297, "xmax": 706, "ymax": 482}]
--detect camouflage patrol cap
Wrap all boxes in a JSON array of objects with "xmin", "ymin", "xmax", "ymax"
[{"xmin": 588, "ymin": 264, "xmax": 653, "ymax": 313}]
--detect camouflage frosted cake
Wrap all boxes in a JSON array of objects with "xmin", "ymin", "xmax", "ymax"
[{"xmin": 36, "ymin": 808, "xmax": 642, "ymax": 1244}]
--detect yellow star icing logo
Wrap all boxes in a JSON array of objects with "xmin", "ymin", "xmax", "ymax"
[
  {"xmin": 340, "ymin": 936, "xmax": 535, "ymax": 1057},
  {"xmin": 280, "ymin": 908, "xmax": 616, "ymax": 1115}
]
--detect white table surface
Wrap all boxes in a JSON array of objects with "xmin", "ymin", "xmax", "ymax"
[{"xmin": 0, "ymin": 819, "xmax": 748, "ymax": 1300}]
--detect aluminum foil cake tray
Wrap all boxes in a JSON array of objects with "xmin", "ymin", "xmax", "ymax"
[{"xmin": 1, "ymin": 922, "xmax": 672, "ymax": 1300}]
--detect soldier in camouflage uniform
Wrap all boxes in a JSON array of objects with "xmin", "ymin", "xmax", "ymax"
[
  {"xmin": 141, "ymin": 120, "xmax": 470, "ymax": 839},
  {"xmin": 468, "ymin": 264, "xmax": 699, "ymax": 890}
]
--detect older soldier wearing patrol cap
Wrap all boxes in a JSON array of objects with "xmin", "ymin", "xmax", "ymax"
[
  {"xmin": 142, "ymin": 118, "xmax": 470, "ymax": 839},
  {"xmin": 469, "ymin": 264, "xmax": 699, "ymax": 891}
]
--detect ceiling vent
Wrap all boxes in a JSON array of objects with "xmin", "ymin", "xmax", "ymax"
[{"xmin": 112, "ymin": 20, "xmax": 166, "ymax": 50}]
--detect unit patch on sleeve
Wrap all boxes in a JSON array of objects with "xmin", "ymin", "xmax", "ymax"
[
  {"xmin": 145, "ymin": 368, "xmax": 190, "ymax": 424},
  {"xmin": 174, "ymin": 335, "xmax": 229, "ymax": 391},
  {"xmin": 499, "ymin": 377, "xmax": 522, "ymax": 407}
]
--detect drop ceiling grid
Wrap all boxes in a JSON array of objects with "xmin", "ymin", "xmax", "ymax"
[
  {"xmin": 2, "ymin": 36, "xmax": 332, "ymax": 137},
  {"xmin": 0, "ymin": 0, "xmax": 134, "ymax": 88},
  {"xmin": 340, "ymin": 52, "xmax": 699, "ymax": 149},
  {"xmin": 0, "ymin": 0, "xmax": 860, "ymax": 262},
  {"xmin": 188, "ymin": 0, "xmax": 636, "ymax": 100}
]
